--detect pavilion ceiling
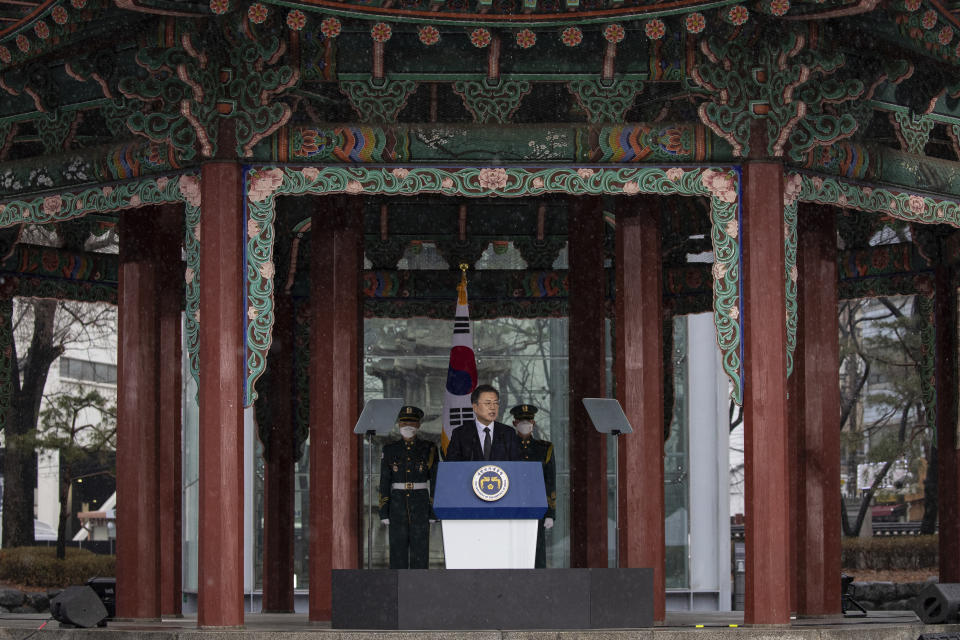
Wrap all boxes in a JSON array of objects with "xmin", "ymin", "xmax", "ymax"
[{"xmin": 0, "ymin": 0, "xmax": 958, "ymax": 202}]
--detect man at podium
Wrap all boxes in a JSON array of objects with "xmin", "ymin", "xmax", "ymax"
[
  {"xmin": 511, "ymin": 403, "xmax": 556, "ymax": 568},
  {"xmin": 444, "ymin": 384, "xmax": 520, "ymax": 462},
  {"xmin": 378, "ymin": 405, "xmax": 438, "ymax": 569}
]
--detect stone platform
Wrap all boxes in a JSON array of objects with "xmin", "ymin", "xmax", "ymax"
[
  {"xmin": 0, "ymin": 610, "xmax": 958, "ymax": 640},
  {"xmin": 332, "ymin": 568, "xmax": 654, "ymax": 629}
]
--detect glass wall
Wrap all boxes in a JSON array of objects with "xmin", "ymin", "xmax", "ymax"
[
  {"xmin": 183, "ymin": 328, "xmax": 199, "ymax": 593},
  {"xmin": 361, "ymin": 315, "xmax": 571, "ymax": 568},
  {"xmin": 665, "ymin": 317, "xmax": 690, "ymax": 589},
  {"xmin": 253, "ymin": 447, "xmax": 310, "ymax": 589},
  {"xmin": 195, "ymin": 311, "xmax": 716, "ymax": 603}
]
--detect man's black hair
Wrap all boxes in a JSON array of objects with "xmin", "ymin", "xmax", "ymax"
[{"xmin": 471, "ymin": 384, "xmax": 499, "ymax": 405}]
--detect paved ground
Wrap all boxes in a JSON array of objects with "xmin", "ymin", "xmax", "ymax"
[{"xmin": 0, "ymin": 610, "xmax": 956, "ymax": 639}]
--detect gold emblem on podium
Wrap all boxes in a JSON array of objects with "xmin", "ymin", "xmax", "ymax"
[{"xmin": 472, "ymin": 465, "xmax": 509, "ymax": 501}]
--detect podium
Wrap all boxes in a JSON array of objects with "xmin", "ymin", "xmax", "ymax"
[{"xmin": 432, "ymin": 461, "xmax": 547, "ymax": 569}]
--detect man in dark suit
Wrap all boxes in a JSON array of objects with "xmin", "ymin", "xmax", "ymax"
[{"xmin": 444, "ymin": 384, "xmax": 520, "ymax": 461}]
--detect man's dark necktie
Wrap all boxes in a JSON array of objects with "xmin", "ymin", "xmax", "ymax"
[{"xmin": 483, "ymin": 427, "xmax": 491, "ymax": 460}]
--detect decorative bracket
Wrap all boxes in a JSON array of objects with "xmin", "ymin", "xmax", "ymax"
[
  {"xmin": 1, "ymin": 70, "xmax": 47, "ymax": 113},
  {"xmin": 452, "ymin": 79, "xmax": 531, "ymax": 124},
  {"xmin": 566, "ymin": 78, "xmax": 644, "ymax": 124},
  {"xmin": 891, "ymin": 111, "xmax": 935, "ymax": 155},
  {"xmin": 947, "ymin": 123, "xmax": 960, "ymax": 161},
  {"xmin": 787, "ymin": 78, "xmax": 865, "ymax": 163},
  {"xmin": 100, "ymin": 100, "xmax": 131, "ymax": 138},
  {"xmin": 0, "ymin": 121, "xmax": 15, "ymax": 161},
  {"xmin": 691, "ymin": 26, "xmax": 862, "ymax": 158},
  {"xmin": 513, "ymin": 236, "xmax": 568, "ymax": 269},
  {"xmin": 118, "ymin": 19, "xmax": 298, "ymax": 161},
  {"xmin": 39, "ymin": 110, "xmax": 81, "ymax": 154},
  {"xmin": 340, "ymin": 78, "xmax": 419, "ymax": 124}
]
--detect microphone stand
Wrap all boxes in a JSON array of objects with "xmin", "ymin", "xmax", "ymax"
[{"xmin": 366, "ymin": 429, "xmax": 375, "ymax": 570}]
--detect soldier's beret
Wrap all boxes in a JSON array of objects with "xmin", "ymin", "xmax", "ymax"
[
  {"xmin": 397, "ymin": 405, "xmax": 424, "ymax": 422},
  {"xmin": 509, "ymin": 404, "xmax": 538, "ymax": 420}
]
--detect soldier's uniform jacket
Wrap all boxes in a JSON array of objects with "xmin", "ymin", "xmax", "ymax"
[
  {"xmin": 378, "ymin": 437, "xmax": 438, "ymax": 520},
  {"xmin": 518, "ymin": 437, "xmax": 556, "ymax": 520}
]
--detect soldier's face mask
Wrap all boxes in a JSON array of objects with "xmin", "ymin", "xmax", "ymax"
[
  {"xmin": 516, "ymin": 420, "xmax": 534, "ymax": 435},
  {"xmin": 399, "ymin": 425, "xmax": 418, "ymax": 439}
]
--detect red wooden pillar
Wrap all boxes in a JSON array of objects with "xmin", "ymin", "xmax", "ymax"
[
  {"xmin": 116, "ymin": 208, "xmax": 162, "ymax": 620},
  {"xmin": 788, "ymin": 346, "xmax": 800, "ymax": 617},
  {"xmin": 568, "ymin": 195, "xmax": 608, "ymax": 569},
  {"xmin": 615, "ymin": 198, "xmax": 665, "ymax": 620},
  {"xmin": 156, "ymin": 206, "xmax": 184, "ymax": 618},
  {"xmin": 935, "ymin": 262, "xmax": 960, "ymax": 582},
  {"xmin": 197, "ymin": 162, "xmax": 245, "ymax": 628},
  {"xmin": 262, "ymin": 292, "xmax": 296, "ymax": 613},
  {"xmin": 741, "ymin": 162, "xmax": 791, "ymax": 625},
  {"xmin": 790, "ymin": 204, "xmax": 841, "ymax": 616},
  {"xmin": 309, "ymin": 197, "xmax": 362, "ymax": 621}
]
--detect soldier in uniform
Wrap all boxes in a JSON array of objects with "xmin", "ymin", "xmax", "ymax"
[
  {"xmin": 511, "ymin": 403, "xmax": 556, "ymax": 569},
  {"xmin": 378, "ymin": 405, "xmax": 438, "ymax": 569}
]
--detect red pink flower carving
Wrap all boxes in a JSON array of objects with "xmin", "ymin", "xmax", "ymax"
[
  {"xmin": 419, "ymin": 25, "xmax": 440, "ymax": 45},
  {"xmin": 516, "ymin": 28, "xmax": 536, "ymax": 48},
  {"xmin": 561, "ymin": 27, "xmax": 582, "ymax": 47}
]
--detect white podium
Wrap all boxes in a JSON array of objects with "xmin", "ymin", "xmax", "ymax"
[
  {"xmin": 432, "ymin": 461, "xmax": 547, "ymax": 570},
  {"xmin": 441, "ymin": 519, "xmax": 538, "ymax": 568}
]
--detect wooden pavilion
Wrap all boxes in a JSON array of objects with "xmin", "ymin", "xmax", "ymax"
[{"xmin": 1, "ymin": 0, "xmax": 960, "ymax": 629}]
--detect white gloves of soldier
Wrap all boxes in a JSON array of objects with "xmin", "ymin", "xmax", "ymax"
[
  {"xmin": 544, "ymin": 517, "xmax": 554, "ymax": 530},
  {"xmin": 381, "ymin": 519, "xmax": 389, "ymax": 526}
]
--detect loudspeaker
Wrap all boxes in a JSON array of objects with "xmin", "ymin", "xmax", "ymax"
[
  {"xmin": 914, "ymin": 583, "xmax": 960, "ymax": 624},
  {"xmin": 86, "ymin": 577, "xmax": 116, "ymax": 620},
  {"xmin": 50, "ymin": 586, "xmax": 109, "ymax": 628}
]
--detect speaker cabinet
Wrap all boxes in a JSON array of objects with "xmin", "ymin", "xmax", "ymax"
[
  {"xmin": 50, "ymin": 586, "xmax": 109, "ymax": 628},
  {"xmin": 915, "ymin": 583, "xmax": 960, "ymax": 624},
  {"xmin": 86, "ymin": 577, "xmax": 116, "ymax": 620}
]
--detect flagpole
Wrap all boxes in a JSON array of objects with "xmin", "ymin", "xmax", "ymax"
[{"xmin": 442, "ymin": 263, "xmax": 477, "ymax": 456}]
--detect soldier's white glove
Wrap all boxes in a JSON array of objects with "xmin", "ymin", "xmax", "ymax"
[
  {"xmin": 430, "ymin": 519, "xmax": 438, "ymax": 524},
  {"xmin": 544, "ymin": 517, "xmax": 554, "ymax": 529},
  {"xmin": 381, "ymin": 519, "xmax": 389, "ymax": 526}
]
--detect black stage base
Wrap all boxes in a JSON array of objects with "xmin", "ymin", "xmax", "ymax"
[{"xmin": 332, "ymin": 568, "xmax": 653, "ymax": 630}]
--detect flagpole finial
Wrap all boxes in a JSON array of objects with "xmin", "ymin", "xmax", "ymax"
[{"xmin": 456, "ymin": 263, "xmax": 469, "ymax": 304}]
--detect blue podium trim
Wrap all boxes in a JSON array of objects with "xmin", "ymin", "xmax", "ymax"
[{"xmin": 433, "ymin": 461, "xmax": 547, "ymax": 520}]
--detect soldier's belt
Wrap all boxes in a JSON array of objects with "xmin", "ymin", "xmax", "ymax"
[{"xmin": 392, "ymin": 482, "xmax": 429, "ymax": 490}]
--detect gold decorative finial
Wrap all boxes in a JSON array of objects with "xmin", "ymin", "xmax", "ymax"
[{"xmin": 459, "ymin": 262, "xmax": 469, "ymax": 273}]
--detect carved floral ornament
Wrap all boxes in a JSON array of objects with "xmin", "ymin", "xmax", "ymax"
[
  {"xmin": 1, "ymin": 0, "xmax": 959, "ymax": 74},
  {"xmin": 782, "ymin": 171, "xmax": 960, "ymax": 378},
  {"xmin": 785, "ymin": 171, "xmax": 960, "ymax": 229},
  {"xmin": 0, "ymin": 169, "xmax": 203, "ymax": 385},
  {"xmin": 240, "ymin": 165, "xmax": 744, "ymax": 405},
  {"xmin": 0, "ymin": 174, "xmax": 201, "ymax": 229},
  {"xmin": 244, "ymin": 166, "xmax": 734, "ymax": 201}
]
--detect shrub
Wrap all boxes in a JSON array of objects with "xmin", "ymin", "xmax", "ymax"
[
  {"xmin": 0, "ymin": 547, "xmax": 115, "ymax": 588},
  {"xmin": 841, "ymin": 535, "xmax": 938, "ymax": 570}
]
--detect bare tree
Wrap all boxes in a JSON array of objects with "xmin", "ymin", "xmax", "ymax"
[
  {"xmin": 838, "ymin": 295, "xmax": 930, "ymax": 536},
  {"xmin": 2, "ymin": 222, "xmax": 117, "ymax": 548},
  {"xmin": 35, "ymin": 388, "xmax": 116, "ymax": 559}
]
